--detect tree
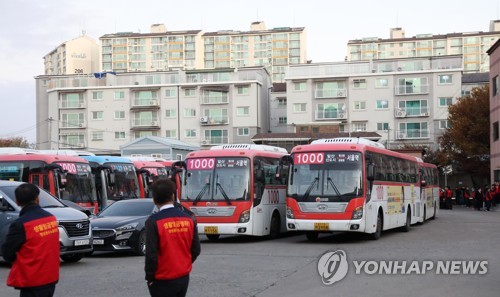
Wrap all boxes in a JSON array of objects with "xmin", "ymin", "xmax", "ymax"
[
  {"xmin": 0, "ymin": 137, "xmax": 31, "ymax": 148},
  {"xmin": 438, "ymin": 84, "xmax": 490, "ymax": 187}
]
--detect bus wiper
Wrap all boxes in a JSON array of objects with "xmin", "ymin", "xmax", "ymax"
[
  {"xmin": 216, "ymin": 183, "xmax": 232, "ymax": 205},
  {"xmin": 193, "ymin": 174, "xmax": 211, "ymax": 205},
  {"xmin": 302, "ymin": 176, "xmax": 319, "ymax": 201},
  {"xmin": 327, "ymin": 177, "xmax": 342, "ymax": 199}
]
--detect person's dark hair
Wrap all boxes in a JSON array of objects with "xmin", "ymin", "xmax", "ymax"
[
  {"xmin": 15, "ymin": 183, "xmax": 40, "ymax": 206},
  {"xmin": 151, "ymin": 179, "xmax": 176, "ymax": 205}
]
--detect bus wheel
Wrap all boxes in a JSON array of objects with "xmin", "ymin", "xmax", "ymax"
[
  {"xmin": 422, "ymin": 206, "xmax": 427, "ymax": 224},
  {"xmin": 306, "ymin": 231, "xmax": 319, "ymax": 241},
  {"xmin": 402, "ymin": 208, "xmax": 411, "ymax": 232},
  {"xmin": 431, "ymin": 202, "xmax": 437, "ymax": 220},
  {"xmin": 61, "ymin": 253, "xmax": 84, "ymax": 263},
  {"xmin": 370, "ymin": 212, "xmax": 382, "ymax": 240},
  {"xmin": 206, "ymin": 234, "xmax": 220, "ymax": 241},
  {"xmin": 269, "ymin": 213, "xmax": 281, "ymax": 239}
]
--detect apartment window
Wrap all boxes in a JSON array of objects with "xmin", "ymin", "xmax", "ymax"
[
  {"xmin": 146, "ymin": 75, "xmax": 161, "ymax": 85},
  {"xmin": 376, "ymin": 78, "xmax": 389, "ymax": 88},
  {"xmin": 92, "ymin": 91, "xmax": 103, "ymax": 100},
  {"xmin": 92, "ymin": 111, "xmax": 103, "ymax": 120},
  {"xmin": 91, "ymin": 131, "xmax": 103, "ymax": 141},
  {"xmin": 377, "ymin": 123, "xmax": 389, "ymax": 131},
  {"xmin": 165, "ymin": 130, "xmax": 177, "ymax": 138},
  {"xmin": 376, "ymin": 100, "xmax": 389, "ymax": 109},
  {"xmin": 237, "ymin": 86, "xmax": 249, "ymax": 95},
  {"xmin": 352, "ymin": 122, "xmax": 367, "ymax": 132},
  {"xmin": 294, "ymin": 81, "xmax": 306, "ymax": 91},
  {"xmin": 114, "ymin": 91, "xmax": 125, "ymax": 100},
  {"xmin": 184, "ymin": 108, "xmax": 196, "ymax": 117},
  {"xmin": 293, "ymin": 103, "xmax": 306, "ymax": 112},
  {"xmin": 493, "ymin": 76, "xmax": 499, "ymax": 96},
  {"xmin": 185, "ymin": 129, "xmax": 197, "ymax": 138},
  {"xmin": 165, "ymin": 109, "xmax": 177, "ymax": 118},
  {"xmin": 114, "ymin": 132, "xmax": 126, "ymax": 139},
  {"xmin": 300, "ymin": 127, "xmax": 308, "ymax": 132},
  {"xmin": 165, "ymin": 88, "xmax": 177, "ymax": 97},
  {"xmin": 397, "ymin": 77, "xmax": 428, "ymax": 94},
  {"xmin": 278, "ymin": 117, "xmax": 287, "ymax": 124},
  {"xmin": 398, "ymin": 122, "xmax": 429, "ymax": 138},
  {"xmin": 353, "ymin": 101, "xmax": 366, "ymax": 110},
  {"xmin": 438, "ymin": 75, "xmax": 453, "ymax": 84},
  {"xmin": 277, "ymin": 98, "xmax": 287, "ymax": 106},
  {"xmin": 236, "ymin": 107, "xmax": 249, "ymax": 116},
  {"xmin": 114, "ymin": 111, "xmax": 125, "ymax": 119},
  {"xmin": 184, "ymin": 88, "xmax": 196, "ymax": 97},
  {"xmin": 237, "ymin": 128, "xmax": 249, "ymax": 136},
  {"xmin": 353, "ymin": 79, "xmax": 367, "ymax": 89},
  {"xmin": 439, "ymin": 120, "xmax": 450, "ymax": 129},
  {"xmin": 398, "ymin": 100, "xmax": 428, "ymax": 116},
  {"xmin": 439, "ymin": 97, "xmax": 453, "ymax": 107}
]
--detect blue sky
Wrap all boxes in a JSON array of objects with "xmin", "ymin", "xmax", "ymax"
[{"xmin": 1, "ymin": 0, "xmax": 499, "ymax": 143}]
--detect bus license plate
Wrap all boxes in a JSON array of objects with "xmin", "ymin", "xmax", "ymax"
[
  {"xmin": 93, "ymin": 239, "xmax": 104, "ymax": 245},
  {"xmin": 74, "ymin": 239, "xmax": 90, "ymax": 246},
  {"xmin": 204, "ymin": 226, "xmax": 218, "ymax": 234},
  {"xmin": 314, "ymin": 223, "xmax": 329, "ymax": 231}
]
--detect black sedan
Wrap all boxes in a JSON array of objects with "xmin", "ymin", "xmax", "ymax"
[{"xmin": 90, "ymin": 199, "xmax": 156, "ymax": 256}]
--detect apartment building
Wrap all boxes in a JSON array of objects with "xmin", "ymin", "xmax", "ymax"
[
  {"xmin": 487, "ymin": 39, "xmax": 500, "ymax": 182},
  {"xmin": 35, "ymin": 67, "xmax": 271, "ymax": 154},
  {"xmin": 347, "ymin": 20, "xmax": 500, "ymax": 73},
  {"xmin": 284, "ymin": 55, "xmax": 463, "ymax": 150},
  {"xmin": 98, "ymin": 22, "xmax": 306, "ymax": 82},
  {"xmin": 43, "ymin": 34, "xmax": 100, "ymax": 75}
]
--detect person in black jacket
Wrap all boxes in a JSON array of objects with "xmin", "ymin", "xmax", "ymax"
[
  {"xmin": 1, "ymin": 183, "xmax": 60, "ymax": 297},
  {"xmin": 145, "ymin": 179, "xmax": 200, "ymax": 297}
]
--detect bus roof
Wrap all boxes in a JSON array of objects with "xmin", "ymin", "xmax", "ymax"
[
  {"xmin": 211, "ymin": 144, "xmax": 288, "ymax": 153},
  {"xmin": 131, "ymin": 160, "xmax": 167, "ymax": 169},
  {"xmin": 0, "ymin": 153, "xmax": 89, "ymax": 164},
  {"xmin": 0, "ymin": 147, "xmax": 41, "ymax": 155},
  {"xmin": 80, "ymin": 155, "xmax": 133, "ymax": 165},
  {"xmin": 187, "ymin": 145, "xmax": 288, "ymax": 159},
  {"xmin": 39, "ymin": 149, "xmax": 96, "ymax": 156}
]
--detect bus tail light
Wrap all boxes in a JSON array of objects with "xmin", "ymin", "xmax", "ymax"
[
  {"xmin": 286, "ymin": 207, "xmax": 294, "ymax": 219},
  {"xmin": 352, "ymin": 206, "xmax": 363, "ymax": 220},
  {"xmin": 239, "ymin": 210, "xmax": 250, "ymax": 223}
]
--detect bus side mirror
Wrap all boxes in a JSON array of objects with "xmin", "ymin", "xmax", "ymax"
[
  {"xmin": 367, "ymin": 163, "xmax": 375, "ymax": 181},
  {"xmin": 421, "ymin": 180, "xmax": 427, "ymax": 187},
  {"xmin": 107, "ymin": 172, "xmax": 115, "ymax": 186}
]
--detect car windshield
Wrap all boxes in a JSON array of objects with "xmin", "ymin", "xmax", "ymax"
[
  {"xmin": 98, "ymin": 201, "xmax": 155, "ymax": 217},
  {"xmin": 0, "ymin": 185, "xmax": 65, "ymax": 208},
  {"xmin": 181, "ymin": 157, "xmax": 250, "ymax": 202},
  {"xmin": 288, "ymin": 151, "xmax": 363, "ymax": 202}
]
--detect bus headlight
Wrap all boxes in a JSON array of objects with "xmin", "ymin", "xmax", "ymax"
[
  {"xmin": 352, "ymin": 206, "xmax": 363, "ymax": 220},
  {"xmin": 239, "ymin": 210, "xmax": 250, "ymax": 223},
  {"xmin": 286, "ymin": 207, "xmax": 294, "ymax": 219}
]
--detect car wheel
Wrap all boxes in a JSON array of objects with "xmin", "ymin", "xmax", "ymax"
[
  {"xmin": 134, "ymin": 230, "xmax": 146, "ymax": 256},
  {"xmin": 206, "ymin": 234, "xmax": 220, "ymax": 241},
  {"xmin": 61, "ymin": 253, "xmax": 84, "ymax": 263}
]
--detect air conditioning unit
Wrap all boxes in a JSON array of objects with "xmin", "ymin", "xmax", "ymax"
[
  {"xmin": 200, "ymin": 116, "xmax": 209, "ymax": 123},
  {"xmin": 201, "ymin": 139, "xmax": 210, "ymax": 145},
  {"xmin": 421, "ymin": 112, "xmax": 429, "ymax": 116},
  {"xmin": 78, "ymin": 103, "xmax": 84, "ymax": 108},
  {"xmin": 396, "ymin": 110, "xmax": 407, "ymax": 118},
  {"xmin": 76, "ymin": 143, "xmax": 85, "ymax": 148},
  {"xmin": 151, "ymin": 121, "xmax": 158, "ymax": 126},
  {"xmin": 338, "ymin": 112, "xmax": 346, "ymax": 119},
  {"xmin": 397, "ymin": 133, "xmax": 407, "ymax": 139},
  {"xmin": 78, "ymin": 122, "xmax": 85, "ymax": 128},
  {"xmin": 337, "ymin": 91, "xmax": 345, "ymax": 97},
  {"xmin": 149, "ymin": 99, "xmax": 157, "ymax": 105}
]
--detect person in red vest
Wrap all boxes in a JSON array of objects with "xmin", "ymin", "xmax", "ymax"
[
  {"xmin": 445, "ymin": 186, "xmax": 453, "ymax": 209},
  {"xmin": 1, "ymin": 183, "xmax": 60, "ymax": 297},
  {"xmin": 145, "ymin": 179, "xmax": 201, "ymax": 297}
]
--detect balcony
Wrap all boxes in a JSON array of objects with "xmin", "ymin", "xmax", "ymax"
[
  {"xmin": 60, "ymin": 101, "xmax": 85, "ymax": 109},
  {"xmin": 396, "ymin": 129, "xmax": 430, "ymax": 140},
  {"xmin": 130, "ymin": 98, "xmax": 160, "ymax": 109},
  {"xmin": 395, "ymin": 107, "xmax": 429, "ymax": 118},
  {"xmin": 315, "ymin": 110, "xmax": 347, "ymax": 121},
  {"xmin": 59, "ymin": 142, "xmax": 86, "ymax": 149},
  {"xmin": 199, "ymin": 116, "xmax": 229, "ymax": 125},
  {"xmin": 130, "ymin": 118, "xmax": 160, "ymax": 130},
  {"xmin": 315, "ymin": 88, "xmax": 347, "ymax": 99},
  {"xmin": 60, "ymin": 121, "xmax": 86, "ymax": 129},
  {"xmin": 201, "ymin": 94, "xmax": 228, "ymax": 105},
  {"xmin": 200, "ymin": 137, "xmax": 229, "ymax": 146},
  {"xmin": 395, "ymin": 84, "xmax": 429, "ymax": 95}
]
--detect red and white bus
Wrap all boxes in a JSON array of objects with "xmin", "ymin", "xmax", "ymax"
[
  {"xmin": 0, "ymin": 152, "xmax": 98, "ymax": 213},
  {"xmin": 417, "ymin": 160, "xmax": 440, "ymax": 221},
  {"xmin": 283, "ymin": 137, "xmax": 437, "ymax": 241},
  {"xmin": 128, "ymin": 159, "xmax": 169, "ymax": 198},
  {"xmin": 173, "ymin": 144, "xmax": 289, "ymax": 240}
]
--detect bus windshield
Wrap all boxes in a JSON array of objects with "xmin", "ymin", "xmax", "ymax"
[
  {"xmin": 181, "ymin": 157, "xmax": 250, "ymax": 202},
  {"xmin": 288, "ymin": 151, "xmax": 363, "ymax": 202},
  {"xmin": 57, "ymin": 162, "xmax": 96, "ymax": 204},
  {"xmin": 109, "ymin": 163, "xmax": 140, "ymax": 200}
]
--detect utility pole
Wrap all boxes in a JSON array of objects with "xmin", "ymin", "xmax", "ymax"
[{"xmin": 48, "ymin": 117, "xmax": 53, "ymax": 149}]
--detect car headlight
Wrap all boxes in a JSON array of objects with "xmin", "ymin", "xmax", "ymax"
[
  {"xmin": 352, "ymin": 206, "xmax": 363, "ymax": 220},
  {"xmin": 238, "ymin": 210, "xmax": 250, "ymax": 223},
  {"xmin": 116, "ymin": 222, "xmax": 139, "ymax": 233},
  {"xmin": 286, "ymin": 206, "xmax": 294, "ymax": 219}
]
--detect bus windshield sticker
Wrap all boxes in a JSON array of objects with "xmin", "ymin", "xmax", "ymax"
[
  {"xmin": 187, "ymin": 158, "xmax": 215, "ymax": 170},
  {"xmin": 110, "ymin": 164, "xmax": 135, "ymax": 173},
  {"xmin": 294, "ymin": 152, "xmax": 325, "ymax": 165},
  {"xmin": 216, "ymin": 158, "xmax": 248, "ymax": 168},
  {"xmin": 325, "ymin": 153, "xmax": 360, "ymax": 163}
]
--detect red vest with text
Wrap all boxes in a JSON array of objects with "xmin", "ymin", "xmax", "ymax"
[
  {"xmin": 155, "ymin": 216, "xmax": 195, "ymax": 280},
  {"xmin": 7, "ymin": 215, "xmax": 60, "ymax": 288}
]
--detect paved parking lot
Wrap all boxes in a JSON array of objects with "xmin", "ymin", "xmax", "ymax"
[{"xmin": 1, "ymin": 206, "xmax": 499, "ymax": 297}]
